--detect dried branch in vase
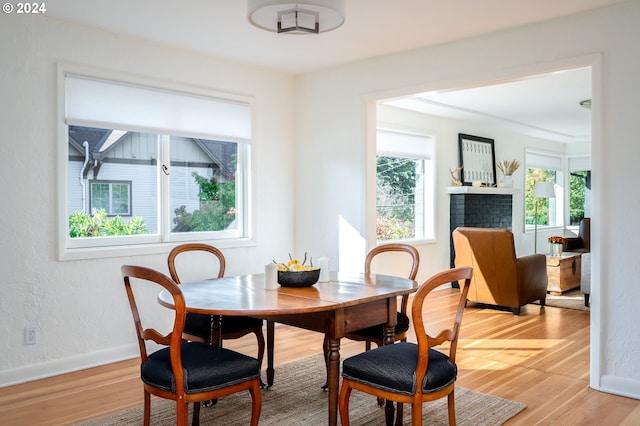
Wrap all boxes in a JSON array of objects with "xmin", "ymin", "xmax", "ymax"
[{"xmin": 497, "ymin": 159, "xmax": 520, "ymax": 176}]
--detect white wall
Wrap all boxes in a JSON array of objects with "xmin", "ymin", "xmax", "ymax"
[
  {"xmin": 293, "ymin": 1, "xmax": 640, "ymax": 399},
  {"xmin": 0, "ymin": 16, "xmax": 296, "ymax": 385}
]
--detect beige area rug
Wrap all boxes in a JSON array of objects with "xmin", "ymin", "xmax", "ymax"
[
  {"xmin": 533, "ymin": 288, "xmax": 590, "ymax": 311},
  {"xmin": 78, "ymin": 354, "xmax": 525, "ymax": 426}
]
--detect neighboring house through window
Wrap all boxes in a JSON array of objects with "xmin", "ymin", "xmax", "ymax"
[{"xmin": 62, "ymin": 71, "xmax": 252, "ymax": 256}]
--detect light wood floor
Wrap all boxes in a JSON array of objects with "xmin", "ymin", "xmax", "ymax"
[{"xmin": 1, "ymin": 288, "xmax": 639, "ymax": 425}]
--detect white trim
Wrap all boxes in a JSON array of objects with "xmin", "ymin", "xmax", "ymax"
[
  {"xmin": 0, "ymin": 344, "xmax": 139, "ymax": 388},
  {"xmin": 599, "ymin": 375, "xmax": 640, "ymax": 400}
]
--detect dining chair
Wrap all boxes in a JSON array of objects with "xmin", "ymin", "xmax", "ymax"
[
  {"xmin": 339, "ymin": 266, "xmax": 473, "ymax": 426},
  {"xmin": 167, "ymin": 243, "xmax": 266, "ymax": 385},
  {"xmin": 322, "ymin": 243, "xmax": 419, "ymax": 392},
  {"xmin": 121, "ymin": 265, "xmax": 262, "ymax": 426},
  {"xmin": 345, "ymin": 243, "xmax": 420, "ymax": 349}
]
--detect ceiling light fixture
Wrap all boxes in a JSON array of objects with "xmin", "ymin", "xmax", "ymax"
[{"xmin": 247, "ymin": 0, "xmax": 345, "ymax": 34}]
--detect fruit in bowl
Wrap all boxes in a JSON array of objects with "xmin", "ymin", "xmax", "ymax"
[{"xmin": 274, "ymin": 253, "xmax": 321, "ymax": 287}]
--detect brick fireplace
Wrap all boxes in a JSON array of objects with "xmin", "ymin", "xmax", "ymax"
[{"xmin": 448, "ymin": 186, "xmax": 519, "ymax": 272}]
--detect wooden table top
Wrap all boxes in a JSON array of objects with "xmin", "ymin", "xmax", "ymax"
[{"xmin": 158, "ymin": 271, "xmax": 417, "ymax": 316}]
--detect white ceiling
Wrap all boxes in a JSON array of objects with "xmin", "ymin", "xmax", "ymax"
[{"xmin": 47, "ymin": 0, "xmax": 620, "ymax": 142}]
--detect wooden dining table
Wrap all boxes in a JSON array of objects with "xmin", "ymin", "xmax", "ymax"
[{"xmin": 157, "ymin": 271, "xmax": 417, "ymax": 426}]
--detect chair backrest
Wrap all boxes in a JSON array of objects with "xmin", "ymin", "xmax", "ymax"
[
  {"xmin": 365, "ymin": 243, "xmax": 420, "ymax": 313},
  {"xmin": 121, "ymin": 265, "xmax": 185, "ymax": 367},
  {"xmin": 167, "ymin": 243, "xmax": 226, "ymax": 284},
  {"xmin": 452, "ymin": 227, "xmax": 519, "ymax": 302},
  {"xmin": 579, "ymin": 218, "xmax": 591, "ymax": 250},
  {"xmin": 411, "ymin": 267, "xmax": 473, "ymax": 380}
]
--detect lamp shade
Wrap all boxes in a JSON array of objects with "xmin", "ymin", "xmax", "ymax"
[
  {"xmin": 247, "ymin": 0, "xmax": 345, "ymax": 34},
  {"xmin": 533, "ymin": 181, "xmax": 556, "ymax": 198}
]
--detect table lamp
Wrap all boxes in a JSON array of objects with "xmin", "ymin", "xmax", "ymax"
[{"xmin": 533, "ymin": 181, "xmax": 556, "ymax": 253}]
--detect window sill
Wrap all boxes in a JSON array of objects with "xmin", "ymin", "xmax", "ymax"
[{"xmin": 59, "ymin": 238, "xmax": 257, "ymax": 262}]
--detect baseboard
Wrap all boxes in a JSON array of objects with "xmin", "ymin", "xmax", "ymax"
[
  {"xmin": 0, "ymin": 344, "xmax": 139, "ymax": 388},
  {"xmin": 599, "ymin": 374, "xmax": 640, "ymax": 400}
]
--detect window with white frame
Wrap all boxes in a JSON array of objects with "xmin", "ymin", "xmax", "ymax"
[
  {"xmin": 568, "ymin": 156, "xmax": 591, "ymax": 225},
  {"xmin": 525, "ymin": 150, "xmax": 564, "ymax": 229},
  {"xmin": 63, "ymin": 73, "xmax": 251, "ymax": 249},
  {"xmin": 90, "ymin": 180, "xmax": 131, "ymax": 216},
  {"xmin": 376, "ymin": 129, "xmax": 434, "ymax": 242}
]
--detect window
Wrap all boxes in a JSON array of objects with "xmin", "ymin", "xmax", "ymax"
[
  {"xmin": 62, "ymin": 72, "xmax": 251, "ymax": 252},
  {"xmin": 568, "ymin": 156, "xmax": 591, "ymax": 225},
  {"xmin": 525, "ymin": 151, "xmax": 563, "ymax": 229},
  {"xmin": 376, "ymin": 129, "xmax": 434, "ymax": 242},
  {"xmin": 90, "ymin": 180, "xmax": 131, "ymax": 215}
]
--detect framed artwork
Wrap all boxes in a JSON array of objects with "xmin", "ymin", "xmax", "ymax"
[{"xmin": 458, "ymin": 133, "xmax": 496, "ymax": 186}]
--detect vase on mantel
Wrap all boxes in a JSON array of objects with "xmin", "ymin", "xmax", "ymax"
[{"xmin": 502, "ymin": 175, "xmax": 514, "ymax": 188}]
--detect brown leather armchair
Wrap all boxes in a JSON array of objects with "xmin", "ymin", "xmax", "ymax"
[
  {"xmin": 563, "ymin": 218, "xmax": 590, "ymax": 253},
  {"xmin": 452, "ymin": 227, "xmax": 548, "ymax": 314}
]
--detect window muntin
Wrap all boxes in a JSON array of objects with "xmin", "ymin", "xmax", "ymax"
[
  {"xmin": 376, "ymin": 129, "xmax": 434, "ymax": 242},
  {"xmin": 63, "ymin": 72, "xmax": 251, "ymax": 251}
]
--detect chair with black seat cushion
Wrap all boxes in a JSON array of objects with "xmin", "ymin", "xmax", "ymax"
[
  {"xmin": 121, "ymin": 265, "xmax": 261, "ymax": 426},
  {"xmin": 167, "ymin": 243, "xmax": 266, "ymax": 385},
  {"xmin": 339, "ymin": 266, "xmax": 473, "ymax": 426},
  {"xmin": 345, "ymin": 243, "xmax": 420, "ymax": 348},
  {"xmin": 322, "ymin": 243, "xmax": 419, "ymax": 391}
]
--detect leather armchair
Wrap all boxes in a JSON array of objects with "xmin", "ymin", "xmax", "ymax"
[
  {"xmin": 452, "ymin": 227, "xmax": 548, "ymax": 314},
  {"xmin": 563, "ymin": 218, "xmax": 590, "ymax": 253}
]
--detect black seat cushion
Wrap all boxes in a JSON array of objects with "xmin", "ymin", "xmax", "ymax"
[
  {"xmin": 141, "ymin": 342, "xmax": 260, "ymax": 393},
  {"xmin": 342, "ymin": 342, "xmax": 456, "ymax": 395},
  {"xmin": 347, "ymin": 311, "xmax": 410, "ymax": 341},
  {"xmin": 184, "ymin": 313, "xmax": 263, "ymax": 338}
]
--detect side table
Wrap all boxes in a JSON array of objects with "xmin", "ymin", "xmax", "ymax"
[{"xmin": 546, "ymin": 252, "xmax": 582, "ymax": 295}]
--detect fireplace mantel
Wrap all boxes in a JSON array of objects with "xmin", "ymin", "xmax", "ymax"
[{"xmin": 447, "ymin": 186, "xmax": 520, "ymax": 195}]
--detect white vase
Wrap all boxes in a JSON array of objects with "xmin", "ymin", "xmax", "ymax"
[
  {"xmin": 550, "ymin": 243, "xmax": 563, "ymax": 256},
  {"xmin": 502, "ymin": 175, "xmax": 513, "ymax": 188}
]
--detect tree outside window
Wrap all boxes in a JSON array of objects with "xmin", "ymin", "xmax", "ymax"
[{"xmin": 375, "ymin": 129, "xmax": 433, "ymax": 242}]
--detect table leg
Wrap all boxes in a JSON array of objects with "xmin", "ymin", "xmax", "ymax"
[
  {"xmin": 383, "ymin": 323, "xmax": 396, "ymax": 425},
  {"xmin": 266, "ymin": 320, "xmax": 275, "ymax": 387},
  {"xmin": 326, "ymin": 336, "xmax": 340, "ymax": 426},
  {"xmin": 209, "ymin": 315, "xmax": 222, "ymax": 346}
]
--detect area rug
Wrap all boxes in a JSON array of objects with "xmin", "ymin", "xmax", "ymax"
[
  {"xmin": 77, "ymin": 354, "xmax": 526, "ymax": 426},
  {"xmin": 533, "ymin": 288, "xmax": 589, "ymax": 311}
]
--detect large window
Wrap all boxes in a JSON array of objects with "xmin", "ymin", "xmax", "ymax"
[
  {"xmin": 62, "ymin": 72, "xmax": 251, "ymax": 253},
  {"xmin": 376, "ymin": 129, "xmax": 434, "ymax": 242},
  {"xmin": 525, "ymin": 151, "xmax": 563, "ymax": 229}
]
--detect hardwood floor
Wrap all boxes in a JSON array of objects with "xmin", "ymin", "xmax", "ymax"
[{"xmin": 1, "ymin": 288, "xmax": 639, "ymax": 425}]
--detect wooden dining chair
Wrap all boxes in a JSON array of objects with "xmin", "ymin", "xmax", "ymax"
[
  {"xmin": 345, "ymin": 243, "xmax": 420, "ymax": 349},
  {"xmin": 322, "ymin": 243, "xmax": 419, "ymax": 393},
  {"xmin": 167, "ymin": 243, "xmax": 266, "ymax": 386},
  {"xmin": 339, "ymin": 266, "xmax": 473, "ymax": 426},
  {"xmin": 121, "ymin": 265, "xmax": 262, "ymax": 426}
]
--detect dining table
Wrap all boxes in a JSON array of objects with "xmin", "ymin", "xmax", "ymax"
[{"xmin": 157, "ymin": 270, "xmax": 417, "ymax": 426}]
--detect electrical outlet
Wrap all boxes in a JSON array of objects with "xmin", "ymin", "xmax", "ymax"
[{"xmin": 24, "ymin": 326, "xmax": 37, "ymax": 345}]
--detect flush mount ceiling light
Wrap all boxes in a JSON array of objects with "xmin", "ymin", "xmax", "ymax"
[{"xmin": 247, "ymin": 0, "xmax": 345, "ymax": 34}]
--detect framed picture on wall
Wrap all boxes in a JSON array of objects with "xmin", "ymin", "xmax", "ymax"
[{"xmin": 458, "ymin": 133, "xmax": 496, "ymax": 186}]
